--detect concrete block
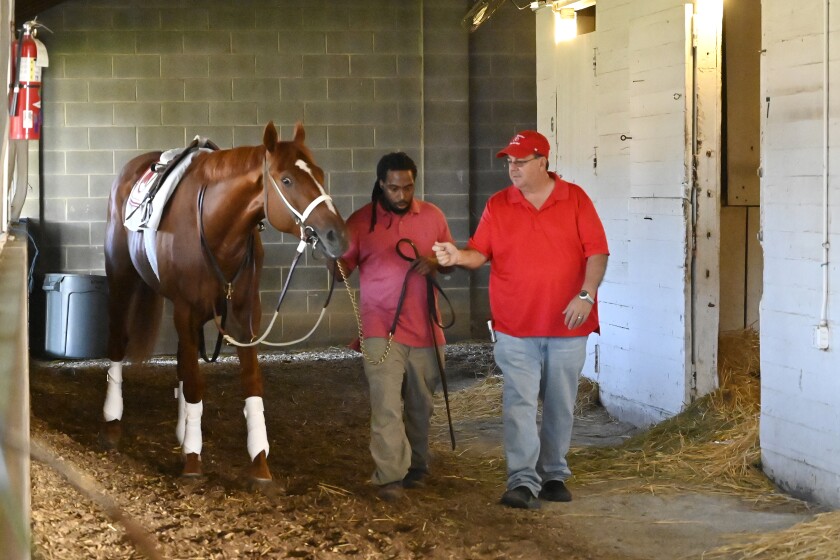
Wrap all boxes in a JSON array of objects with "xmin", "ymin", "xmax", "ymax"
[
  {"xmin": 65, "ymin": 55, "xmax": 113, "ymax": 79},
  {"xmin": 84, "ymin": 31, "xmax": 136, "ymax": 54},
  {"xmin": 210, "ymin": 102, "xmax": 258, "ymax": 125},
  {"xmin": 327, "ymin": 126, "xmax": 374, "ymax": 149},
  {"xmin": 233, "ymin": 125, "xmax": 266, "ymax": 146},
  {"xmin": 373, "ymin": 77, "xmax": 421, "ymax": 102},
  {"xmin": 89, "ymin": 174, "xmax": 117, "ymax": 199},
  {"xmin": 89, "ymin": 127, "xmax": 137, "ymax": 150},
  {"xmin": 160, "ymin": 8, "xmax": 210, "ymax": 31},
  {"xmin": 255, "ymin": 7, "xmax": 304, "ymax": 30},
  {"xmin": 279, "ymin": 32, "xmax": 326, "ymax": 54},
  {"xmin": 327, "ymin": 32, "xmax": 374, "ymax": 54},
  {"xmin": 422, "ymin": 31, "xmax": 467, "ymax": 55},
  {"xmin": 256, "ymin": 102, "xmax": 307, "ymax": 129},
  {"xmin": 112, "ymin": 8, "xmax": 160, "ymax": 30},
  {"xmin": 326, "ymin": 171, "xmax": 371, "ymax": 197},
  {"xmin": 423, "ymin": 77, "xmax": 468, "ymax": 102},
  {"xmin": 425, "ymin": 54, "xmax": 469, "ymax": 77},
  {"xmin": 162, "ymin": 55, "xmax": 209, "ymax": 78},
  {"xmin": 62, "ymin": 7, "xmax": 113, "ymax": 31},
  {"xmin": 41, "ymin": 151, "xmax": 66, "ymax": 176},
  {"xmin": 327, "ymin": 78, "xmax": 374, "ymax": 101},
  {"xmin": 113, "ymin": 55, "xmax": 161, "ymax": 79},
  {"xmin": 256, "ymin": 55, "xmax": 303, "ymax": 77},
  {"xmin": 354, "ymin": 102, "xmax": 399, "ymax": 124},
  {"xmin": 425, "ymin": 102, "xmax": 469, "ymax": 125},
  {"xmin": 307, "ymin": 148, "xmax": 353, "ymax": 172},
  {"xmin": 162, "ymin": 102, "xmax": 210, "ymax": 125},
  {"xmin": 66, "ymin": 151, "xmax": 115, "ymax": 175},
  {"xmin": 42, "ymin": 198, "xmax": 67, "ymax": 222},
  {"xmin": 66, "ymin": 103, "xmax": 114, "ymax": 127},
  {"xmin": 44, "ymin": 31, "xmax": 89, "ymax": 56},
  {"xmin": 88, "ymin": 79, "xmax": 137, "ymax": 102},
  {"xmin": 232, "ymin": 78, "xmax": 280, "ymax": 102},
  {"xmin": 42, "ymin": 174, "xmax": 90, "ymax": 199},
  {"xmin": 137, "ymin": 79, "xmax": 185, "ymax": 102},
  {"xmin": 349, "ymin": 54, "xmax": 397, "ymax": 77},
  {"xmin": 136, "ymin": 31, "xmax": 184, "ymax": 54},
  {"xmin": 302, "ymin": 6, "xmax": 349, "ymax": 31},
  {"xmin": 301, "ymin": 55, "xmax": 349, "ymax": 77},
  {"xmin": 138, "ymin": 127, "xmax": 188, "ymax": 150},
  {"xmin": 281, "ymin": 78, "xmax": 328, "ymax": 101},
  {"xmin": 210, "ymin": 55, "xmax": 256, "ymax": 78},
  {"xmin": 185, "ymin": 78, "xmax": 232, "ymax": 101},
  {"xmin": 374, "ymin": 32, "xmax": 421, "ymax": 55},
  {"xmin": 398, "ymin": 101, "xmax": 421, "ymax": 124},
  {"xmin": 66, "ymin": 198, "xmax": 109, "ymax": 222},
  {"xmin": 183, "ymin": 31, "xmax": 233, "ymax": 55},
  {"xmin": 49, "ymin": 79, "xmax": 89, "ymax": 103},
  {"xmin": 64, "ymin": 245, "xmax": 106, "ymax": 271},
  {"xmin": 43, "ymin": 220, "xmax": 93, "ymax": 246},
  {"xmin": 233, "ymin": 31, "xmax": 280, "ymax": 54},
  {"xmin": 373, "ymin": 125, "xmax": 422, "ymax": 150},
  {"xmin": 208, "ymin": 8, "xmax": 256, "ymax": 30},
  {"xmin": 114, "ymin": 103, "xmax": 162, "ymax": 126},
  {"xmin": 43, "ymin": 127, "xmax": 88, "ymax": 152},
  {"xmin": 348, "ymin": 5, "xmax": 399, "ymax": 31},
  {"xmin": 397, "ymin": 55, "xmax": 422, "ymax": 76},
  {"xmin": 304, "ymin": 101, "xmax": 355, "ymax": 125}
]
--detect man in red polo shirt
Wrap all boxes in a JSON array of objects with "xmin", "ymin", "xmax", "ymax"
[
  {"xmin": 341, "ymin": 152, "xmax": 455, "ymax": 502},
  {"xmin": 434, "ymin": 130, "xmax": 609, "ymax": 509}
]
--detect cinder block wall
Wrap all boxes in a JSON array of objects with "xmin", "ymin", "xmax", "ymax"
[
  {"xmin": 467, "ymin": 2, "xmax": 538, "ymax": 338},
  {"xmin": 26, "ymin": 0, "xmax": 535, "ymax": 355}
]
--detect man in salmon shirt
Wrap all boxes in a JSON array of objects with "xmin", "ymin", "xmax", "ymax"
[
  {"xmin": 434, "ymin": 131, "xmax": 609, "ymax": 509},
  {"xmin": 341, "ymin": 152, "xmax": 455, "ymax": 502}
]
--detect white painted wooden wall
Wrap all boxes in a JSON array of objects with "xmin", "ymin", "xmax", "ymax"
[
  {"xmin": 759, "ymin": 0, "xmax": 840, "ymax": 507},
  {"xmin": 536, "ymin": 0, "xmax": 719, "ymax": 427}
]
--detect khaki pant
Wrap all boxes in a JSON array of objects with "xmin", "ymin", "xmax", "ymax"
[{"xmin": 362, "ymin": 338, "xmax": 442, "ymax": 486}]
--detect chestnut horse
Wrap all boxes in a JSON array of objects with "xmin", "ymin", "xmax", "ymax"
[{"xmin": 102, "ymin": 122, "xmax": 348, "ymax": 482}]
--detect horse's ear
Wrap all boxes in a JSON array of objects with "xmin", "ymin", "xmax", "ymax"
[
  {"xmin": 293, "ymin": 122, "xmax": 306, "ymax": 144},
  {"xmin": 263, "ymin": 121, "xmax": 278, "ymax": 151}
]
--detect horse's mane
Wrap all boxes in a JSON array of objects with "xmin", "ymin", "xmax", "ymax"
[{"xmin": 194, "ymin": 140, "xmax": 318, "ymax": 185}]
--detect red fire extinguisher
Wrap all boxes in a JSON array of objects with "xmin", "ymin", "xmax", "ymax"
[{"xmin": 9, "ymin": 19, "xmax": 49, "ymax": 141}]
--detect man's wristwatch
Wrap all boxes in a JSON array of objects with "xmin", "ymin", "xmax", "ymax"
[{"xmin": 578, "ymin": 290, "xmax": 595, "ymax": 305}]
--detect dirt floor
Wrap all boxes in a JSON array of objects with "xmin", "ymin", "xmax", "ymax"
[{"xmin": 27, "ymin": 343, "xmax": 816, "ymax": 559}]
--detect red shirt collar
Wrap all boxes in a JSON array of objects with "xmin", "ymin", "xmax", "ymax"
[{"xmin": 506, "ymin": 172, "xmax": 570, "ymax": 208}]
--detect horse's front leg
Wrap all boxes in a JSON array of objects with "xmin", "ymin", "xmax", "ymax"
[
  {"xmin": 173, "ymin": 303, "xmax": 206, "ymax": 478},
  {"xmin": 238, "ymin": 344, "xmax": 271, "ymax": 482}
]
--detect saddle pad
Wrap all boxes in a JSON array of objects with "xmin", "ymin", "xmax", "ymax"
[{"xmin": 124, "ymin": 147, "xmax": 210, "ymax": 232}]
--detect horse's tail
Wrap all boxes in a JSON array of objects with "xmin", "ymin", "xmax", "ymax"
[{"xmin": 124, "ymin": 282, "xmax": 164, "ymax": 362}]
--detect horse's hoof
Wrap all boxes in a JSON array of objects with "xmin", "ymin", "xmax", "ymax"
[
  {"xmin": 248, "ymin": 478, "xmax": 283, "ymax": 498},
  {"xmin": 181, "ymin": 453, "xmax": 203, "ymax": 478},
  {"xmin": 248, "ymin": 451, "xmax": 272, "ymax": 482},
  {"xmin": 98, "ymin": 420, "xmax": 122, "ymax": 450}
]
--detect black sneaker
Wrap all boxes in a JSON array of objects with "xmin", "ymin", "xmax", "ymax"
[
  {"xmin": 500, "ymin": 486, "xmax": 540, "ymax": 510},
  {"xmin": 376, "ymin": 481, "xmax": 406, "ymax": 502},
  {"xmin": 403, "ymin": 468, "xmax": 427, "ymax": 489},
  {"xmin": 539, "ymin": 480, "xmax": 572, "ymax": 502}
]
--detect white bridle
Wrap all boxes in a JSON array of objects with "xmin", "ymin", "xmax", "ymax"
[{"xmin": 263, "ymin": 157, "xmax": 336, "ymax": 249}]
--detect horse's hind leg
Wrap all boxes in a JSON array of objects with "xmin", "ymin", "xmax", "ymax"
[{"xmin": 173, "ymin": 302, "xmax": 206, "ymax": 477}]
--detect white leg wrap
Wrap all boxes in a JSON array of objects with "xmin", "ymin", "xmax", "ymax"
[
  {"xmin": 182, "ymin": 401, "xmax": 203, "ymax": 456},
  {"xmin": 175, "ymin": 382, "xmax": 186, "ymax": 445},
  {"xmin": 103, "ymin": 362, "xmax": 124, "ymax": 422},
  {"xmin": 244, "ymin": 396, "xmax": 269, "ymax": 461}
]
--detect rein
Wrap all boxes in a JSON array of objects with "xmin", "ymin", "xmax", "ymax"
[{"xmin": 339, "ymin": 237, "xmax": 457, "ymax": 450}]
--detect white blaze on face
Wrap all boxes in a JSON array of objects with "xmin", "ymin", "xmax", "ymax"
[{"xmin": 295, "ymin": 159, "xmax": 337, "ymax": 214}]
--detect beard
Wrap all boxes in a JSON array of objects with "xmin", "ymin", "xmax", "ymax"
[{"xmin": 380, "ymin": 197, "xmax": 410, "ymax": 215}]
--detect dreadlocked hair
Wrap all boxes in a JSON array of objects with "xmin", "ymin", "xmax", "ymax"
[{"xmin": 369, "ymin": 151, "xmax": 418, "ymax": 232}]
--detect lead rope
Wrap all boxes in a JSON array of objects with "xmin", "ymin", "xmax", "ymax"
[{"xmin": 336, "ymin": 259, "xmax": 394, "ymax": 365}]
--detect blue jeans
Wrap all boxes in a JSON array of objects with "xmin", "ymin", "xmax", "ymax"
[{"xmin": 494, "ymin": 332, "xmax": 587, "ymax": 495}]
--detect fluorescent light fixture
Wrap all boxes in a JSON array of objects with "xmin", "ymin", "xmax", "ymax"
[{"xmin": 554, "ymin": 6, "xmax": 577, "ymax": 42}]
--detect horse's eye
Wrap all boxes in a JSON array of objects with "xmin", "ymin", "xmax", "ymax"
[{"xmin": 281, "ymin": 177, "xmax": 292, "ymax": 186}]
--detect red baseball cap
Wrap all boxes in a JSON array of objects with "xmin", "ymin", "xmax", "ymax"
[{"xmin": 496, "ymin": 130, "xmax": 550, "ymax": 159}]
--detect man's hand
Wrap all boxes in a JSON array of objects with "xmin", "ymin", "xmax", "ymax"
[
  {"xmin": 409, "ymin": 256, "xmax": 437, "ymax": 277},
  {"xmin": 563, "ymin": 297, "xmax": 593, "ymax": 329},
  {"xmin": 432, "ymin": 242, "xmax": 459, "ymax": 267}
]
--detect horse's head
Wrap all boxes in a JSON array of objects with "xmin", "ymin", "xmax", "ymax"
[{"xmin": 261, "ymin": 121, "xmax": 349, "ymax": 259}]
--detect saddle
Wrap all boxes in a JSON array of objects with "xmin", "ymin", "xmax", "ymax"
[{"xmin": 125, "ymin": 136, "xmax": 220, "ymax": 232}]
